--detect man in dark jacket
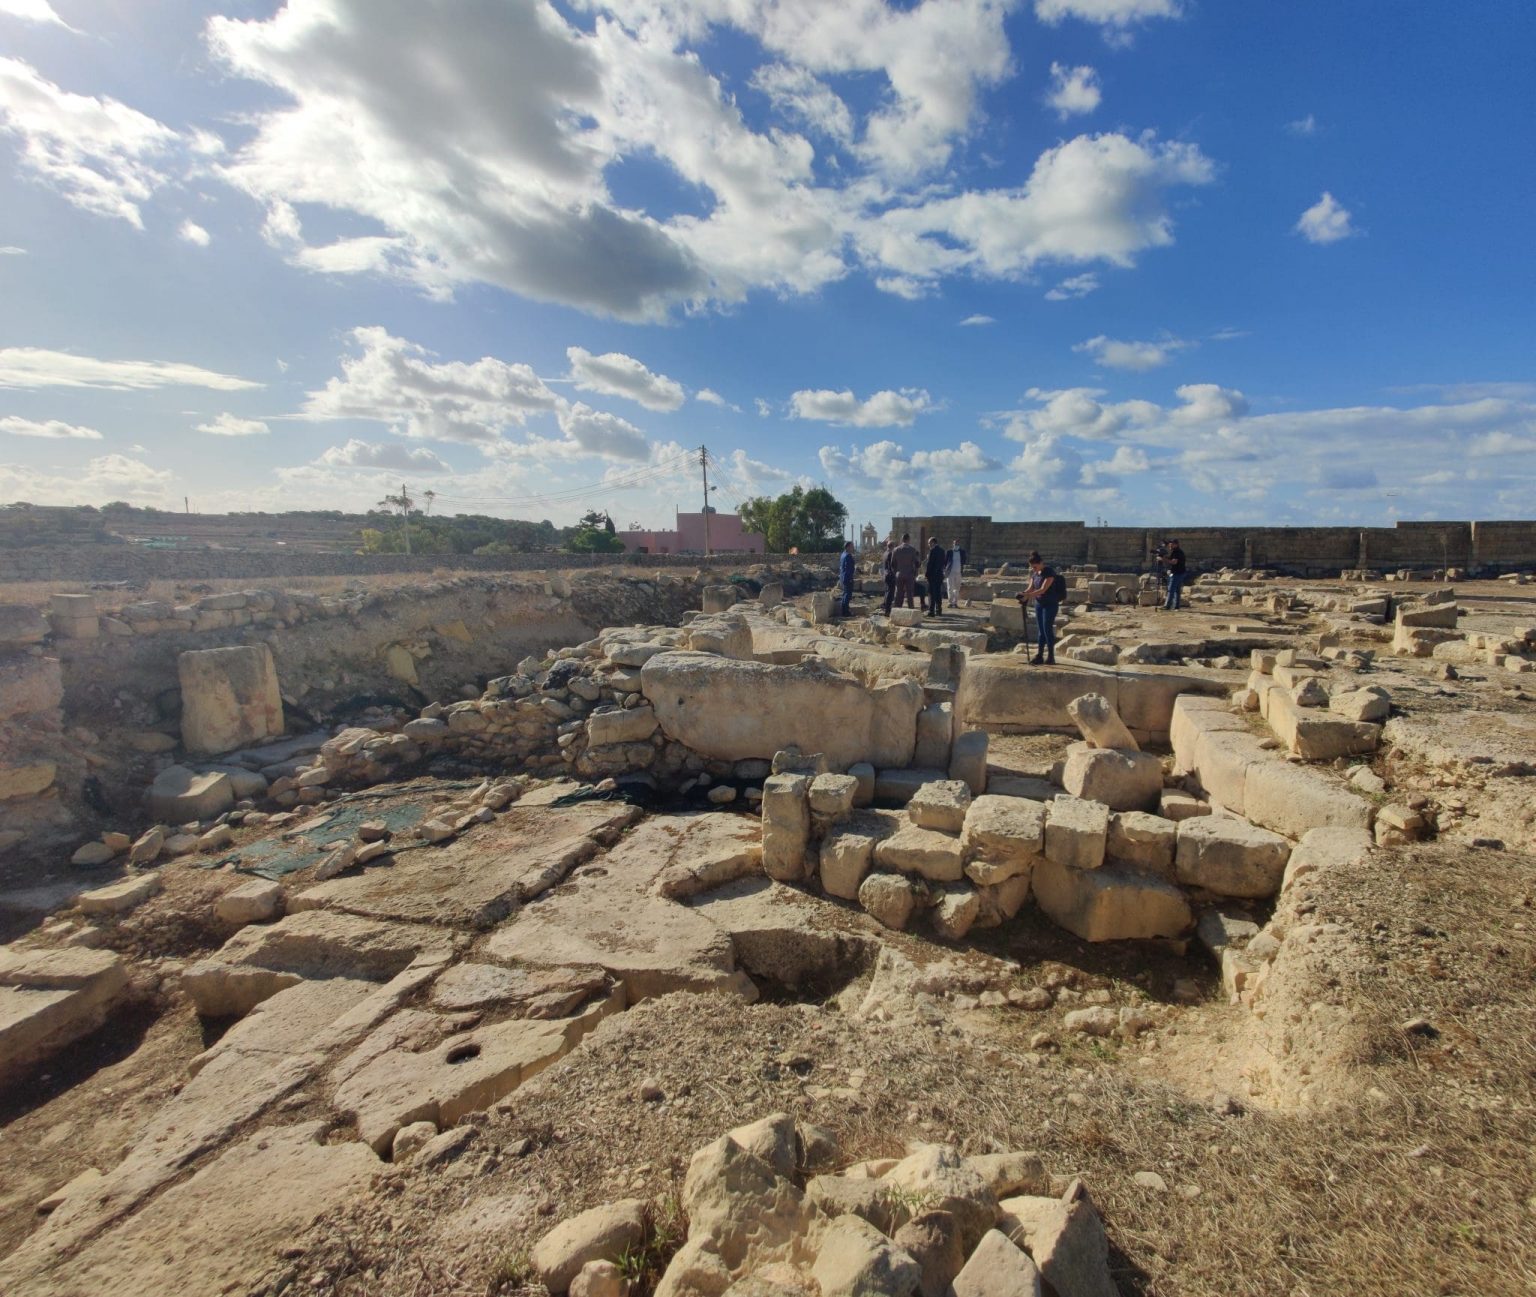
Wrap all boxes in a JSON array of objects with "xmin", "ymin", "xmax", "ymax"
[
  {"xmin": 838, "ymin": 541, "xmax": 856, "ymax": 616},
  {"xmin": 881, "ymin": 539, "xmax": 897, "ymax": 614},
  {"xmin": 890, "ymin": 533, "xmax": 919, "ymax": 610},
  {"xmin": 924, "ymin": 538, "xmax": 947, "ymax": 615},
  {"xmin": 1163, "ymin": 538, "xmax": 1187, "ymax": 610},
  {"xmin": 1017, "ymin": 550, "xmax": 1064, "ymax": 663}
]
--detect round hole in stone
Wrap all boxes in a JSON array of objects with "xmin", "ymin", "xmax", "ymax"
[{"xmin": 445, "ymin": 1042, "xmax": 481, "ymax": 1065}]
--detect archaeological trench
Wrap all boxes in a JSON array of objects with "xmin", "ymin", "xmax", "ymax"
[{"xmin": 0, "ymin": 558, "xmax": 1532, "ymax": 1296}]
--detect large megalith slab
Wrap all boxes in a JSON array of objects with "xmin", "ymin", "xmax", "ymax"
[
  {"xmin": 180, "ymin": 645, "xmax": 284, "ymax": 755},
  {"xmin": 640, "ymin": 652, "xmax": 921, "ymax": 769}
]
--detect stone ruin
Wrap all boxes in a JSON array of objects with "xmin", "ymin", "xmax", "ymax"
[{"xmin": 3, "ymin": 556, "xmax": 1527, "ymax": 1295}]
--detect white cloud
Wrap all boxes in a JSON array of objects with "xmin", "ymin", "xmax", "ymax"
[
  {"xmin": 0, "ymin": 414, "xmax": 101, "ymax": 439},
  {"xmin": 911, "ymin": 440, "xmax": 1000, "ymax": 472},
  {"xmin": 566, "ymin": 346, "xmax": 685, "ymax": 411},
  {"xmin": 206, "ymin": 2, "xmax": 1208, "ymax": 319},
  {"xmin": 317, "ymin": 439, "xmax": 450, "ymax": 474},
  {"xmin": 696, "ymin": 388, "xmax": 741, "ymax": 412},
  {"xmin": 750, "ymin": 62, "xmax": 853, "ymax": 145},
  {"xmin": 195, "ymin": 413, "xmax": 269, "ymax": 437},
  {"xmin": 0, "ymin": 57, "xmax": 180, "ymax": 227},
  {"xmin": 0, "ymin": 245, "xmax": 26, "ymax": 255},
  {"xmin": 791, "ymin": 387, "xmax": 936, "ymax": 428},
  {"xmin": 1005, "ymin": 430, "xmax": 1083, "ymax": 489},
  {"xmin": 1295, "ymin": 191, "xmax": 1355, "ymax": 244},
  {"xmin": 755, "ymin": 398, "xmax": 774, "ymax": 418},
  {"xmin": 1075, "ymin": 333, "xmax": 1190, "ymax": 371},
  {"xmin": 1045, "ymin": 63, "xmax": 1101, "ymax": 119},
  {"xmin": 1466, "ymin": 430, "xmax": 1536, "ymax": 457},
  {"xmin": 0, "ymin": 346, "xmax": 260, "ymax": 391},
  {"xmin": 818, "ymin": 437, "xmax": 999, "ymax": 488},
  {"xmin": 959, "ymin": 314, "xmax": 996, "ymax": 327},
  {"xmin": 1170, "ymin": 382, "xmax": 1248, "ymax": 423},
  {"xmin": 0, "ymin": 1, "xmax": 68, "ymax": 27},
  {"xmin": 178, "ymin": 219, "xmax": 211, "ymax": 247},
  {"xmin": 303, "ymin": 327, "xmax": 560, "ymax": 445},
  {"xmin": 864, "ymin": 132, "xmax": 1215, "ymax": 289},
  {"xmin": 1004, "ymin": 386, "xmax": 1159, "ymax": 441},
  {"xmin": 1034, "ymin": 0, "xmax": 1181, "ymax": 34},
  {"xmin": 1286, "ymin": 114, "xmax": 1317, "ymax": 136},
  {"xmin": 557, "ymin": 402, "xmax": 651, "ymax": 461},
  {"xmin": 1044, "ymin": 271, "xmax": 1099, "ymax": 300},
  {"xmin": 1081, "ymin": 443, "xmax": 1148, "ymax": 483}
]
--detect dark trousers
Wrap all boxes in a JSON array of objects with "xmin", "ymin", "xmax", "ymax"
[
  {"xmin": 894, "ymin": 574, "xmax": 916, "ymax": 608},
  {"xmin": 926, "ymin": 576, "xmax": 943, "ymax": 615},
  {"xmin": 882, "ymin": 572, "xmax": 896, "ymax": 613},
  {"xmin": 1035, "ymin": 601, "xmax": 1059, "ymax": 660},
  {"xmin": 840, "ymin": 579, "xmax": 853, "ymax": 616}
]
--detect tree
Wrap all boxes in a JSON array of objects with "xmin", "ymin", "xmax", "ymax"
[
  {"xmin": 565, "ymin": 523, "xmax": 625, "ymax": 554},
  {"xmin": 739, "ymin": 485, "xmax": 848, "ymax": 553}
]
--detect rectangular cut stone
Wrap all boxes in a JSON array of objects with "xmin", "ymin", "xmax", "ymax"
[
  {"xmin": 1044, "ymin": 797, "xmax": 1109, "ymax": 870},
  {"xmin": 586, "ymin": 705, "xmax": 659, "ymax": 746},
  {"xmin": 1267, "ymin": 690, "xmax": 1380, "ymax": 760},
  {"xmin": 1175, "ymin": 816, "xmax": 1290, "ymax": 898},
  {"xmin": 820, "ymin": 827, "xmax": 876, "ymax": 899},
  {"xmin": 1032, "ymin": 858, "xmax": 1191, "ymax": 943},
  {"xmin": 872, "ymin": 822, "xmax": 965, "ymax": 881},
  {"xmin": 1107, "ymin": 811, "xmax": 1176, "ymax": 878},
  {"xmin": 908, "ymin": 779, "xmax": 972, "ymax": 833},
  {"xmin": 1060, "ymin": 745, "xmax": 1163, "ymax": 812},
  {"xmin": 949, "ymin": 729, "xmax": 988, "ymax": 794},
  {"xmin": 761, "ymin": 774, "xmax": 811, "ymax": 883},
  {"xmin": 808, "ymin": 773, "xmax": 859, "ymax": 818},
  {"xmin": 962, "ymin": 795, "xmax": 1044, "ymax": 886},
  {"xmin": 890, "ymin": 607, "xmax": 924, "ymax": 627},
  {"xmin": 913, "ymin": 701, "xmax": 954, "ymax": 770},
  {"xmin": 873, "ymin": 768, "xmax": 948, "ymax": 805},
  {"xmin": 179, "ymin": 646, "xmax": 284, "ymax": 756}
]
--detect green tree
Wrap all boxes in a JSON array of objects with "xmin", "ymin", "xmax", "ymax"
[
  {"xmin": 564, "ymin": 523, "xmax": 625, "ymax": 554},
  {"xmin": 739, "ymin": 485, "xmax": 848, "ymax": 553}
]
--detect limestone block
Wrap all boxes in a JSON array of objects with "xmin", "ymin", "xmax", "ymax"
[
  {"xmin": 688, "ymin": 616, "xmax": 754, "ymax": 659},
  {"xmin": 948, "ymin": 729, "xmax": 988, "ymax": 795},
  {"xmin": 973, "ymin": 873, "xmax": 1032, "ymax": 927},
  {"xmin": 1159, "ymin": 790, "xmax": 1209, "ymax": 821},
  {"xmin": 907, "ymin": 779, "xmax": 972, "ymax": 833},
  {"xmin": 0, "ymin": 761, "xmax": 56, "ymax": 801},
  {"xmin": 1397, "ymin": 602, "xmax": 1458, "ymax": 629},
  {"xmin": 820, "ymin": 827, "xmax": 876, "ymax": 899},
  {"xmin": 1175, "ymin": 817, "xmax": 1290, "ymax": 898},
  {"xmin": 1244, "ymin": 761, "xmax": 1372, "ymax": 840},
  {"xmin": 1330, "ymin": 685, "xmax": 1390, "ymax": 723},
  {"xmin": 873, "ymin": 823, "xmax": 965, "ymax": 882},
  {"xmin": 179, "ymin": 645, "xmax": 283, "ymax": 756},
  {"xmin": 1267, "ymin": 689, "xmax": 1380, "ymax": 760},
  {"xmin": 1060, "ymin": 745, "xmax": 1163, "ymax": 812},
  {"xmin": 759, "ymin": 583, "xmax": 784, "ymax": 608},
  {"xmin": 0, "ymin": 603, "xmax": 48, "ymax": 646},
  {"xmin": 961, "ymin": 795, "xmax": 1044, "ymax": 882},
  {"xmin": 0, "ymin": 948, "xmax": 130, "ymax": 1090},
  {"xmin": 383, "ymin": 644, "xmax": 418, "ymax": 684},
  {"xmin": 215, "ymin": 879, "xmax": 283, "ymax": 927},
  {"xmin": 1032, "ymin": 858, "xmax": 1191, "ymax": 942},
  {"xmin": 532, "ymin": 1198, "xmax": 648, "ymax": 1295},
  {"xmin": 1044, "ymin": 796, "xmax": 1109, "ymax": 870},
  {"xmin": 587, "ymin": 704, "xmax": 659, "ymax": 746},
  {"xmin": 913, "ymin": 701, "xmax": 954, "ymax": 770},
  {"xmin": 997, "ymin": 1191, "xmax": 1116, "ymax": 1297},
  {"xmin": 858, "ymin": 872, "xmax": 918, "ymax": 930},
  {"xmin": 1107, "ymin": 811, "xmax": 1177, "ymax": 877},
  {"xmin": 773, "ymin": 749, "xmax": 831, "ymax": 777},
  {"xmin": 148, "ymin": 765, "xmax": 234, "ymax": 823},
  {"xmin": 78, "ymin": 873, "xmax": 162, "ymax": 916},
  {"xmin": 951, "ymin": 1229, "xmax": 1042, "ymax": 1297},
  {"xmin": 893, "ymin": 1210, "xmax": 966, "ymax": 1297},
  {"xmin": 761, "ymin": 774, "xmax": 812, "ymax": 883},
  {"xmin": 812, "ymin": 1213, "xmax": 921, "ymax": 1297},
  {"xmin": 50, "ymin": 614, "xmax": 99, "ymax": 639},
  {"xmin": 640, "ymin": 652, "xmax": 921, "ymax": 769},
  {"xmin": 808, "ymin": 773, "xmax": 859, "ymax": 819},
  {"xmin": 890, "ymin": 606, "xmax": 925, "ymax": 627},
  {"xmin": 847, "ymin": 762, "xmax": 876, "ymax": 807},
  {"xmin": 873, "ymin": 768, "xmax": 948, "ymax": 805},
  {"xmin": 883, "ymin": 1145, "xmax": 998, "ymax": 1252},
  {"xmin": 71, "ymin": 841, "xmax": 115, "ymax": 868},
  {"xmin": 0, "ymin": 652, "xmax": 63, "ymax": 720},
  {"xmin": 930, "ymin": 885, "xmax": 980, "ymax": 940},
  {"xmin": 702, "ymin": 586, "xmax": 739, "ymax": 614},
  {"xmin": 1065, "ymin": 692, "xmax": 1139, "ymax": 751},
  {"xmin": 990, "ymin": 599, "xmax": 1026, "ymax": 633}
]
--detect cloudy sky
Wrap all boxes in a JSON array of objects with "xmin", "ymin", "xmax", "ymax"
[{"xmin": 1, "ymin": 0, "xmax": 1532, "ymax": 531}]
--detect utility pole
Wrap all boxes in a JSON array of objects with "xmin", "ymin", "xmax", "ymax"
[
  {"xmin": 400, "ymin": 483, "xmax": 411, "ymax": 555},
  {"xmin": 700, "ymin": 445, "xmax": 712, "ymax": 557}
]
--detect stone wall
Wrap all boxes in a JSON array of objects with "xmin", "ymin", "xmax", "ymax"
[{"xmin": 891, "ymin": 516, "xmax": 1536, "ymax": 576}]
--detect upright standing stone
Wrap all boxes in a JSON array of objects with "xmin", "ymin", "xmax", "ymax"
[
  {"xmin": 702, "ymin": 586, "xmax": 738, "ymax": 614},
  {"xmin": 761, "ymin": 773, "xmax": 812, "ymax": 882},
  {"xmin": 179, "ymin": 645, "xmax": 284, "ymax": 755}
]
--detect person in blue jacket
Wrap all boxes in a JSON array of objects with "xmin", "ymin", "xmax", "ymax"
[{"xmin": 838, "ymin": 540, "xmax": 857, "ymax": 616}]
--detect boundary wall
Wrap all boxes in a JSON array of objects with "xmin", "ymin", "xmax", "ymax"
[{"xmin": 891, "ymin": 516, "xmax": 1536, "ymax": 577}]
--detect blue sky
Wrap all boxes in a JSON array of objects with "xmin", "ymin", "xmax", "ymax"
[{"xmin": 1, "ymin": 0, "xmax": 1533, "ymax": 532}]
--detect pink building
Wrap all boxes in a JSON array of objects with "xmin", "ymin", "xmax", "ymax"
[{"xmin": 619, "ymin": 511, "xmax": 765, "ymax": 555}]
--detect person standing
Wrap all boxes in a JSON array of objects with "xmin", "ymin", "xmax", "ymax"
[
  {"xmin": 1164, "ymin": 537, "xmax": 1187, "ymax": 611},
  {"xmin": 1016, "ymin": 550, "xmax": 1064, "ymax": 664},
  {"xmin": 945, "ymin": 538, "xmax": 966, "ymax": 608},
  {"xmin": 838, "ymin": 540, "xmax": 856, "ymax": 617},
  {"xmin": 881, "ymin": 539, "xmax": 897, "ymax": 614},
  {"xmin": 890, "ymin": 533, "xmax": 919, "ymax": 609},
  {"xmin": 923, "ymin": 538, "xmax": 947, "ymax": 616}
]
